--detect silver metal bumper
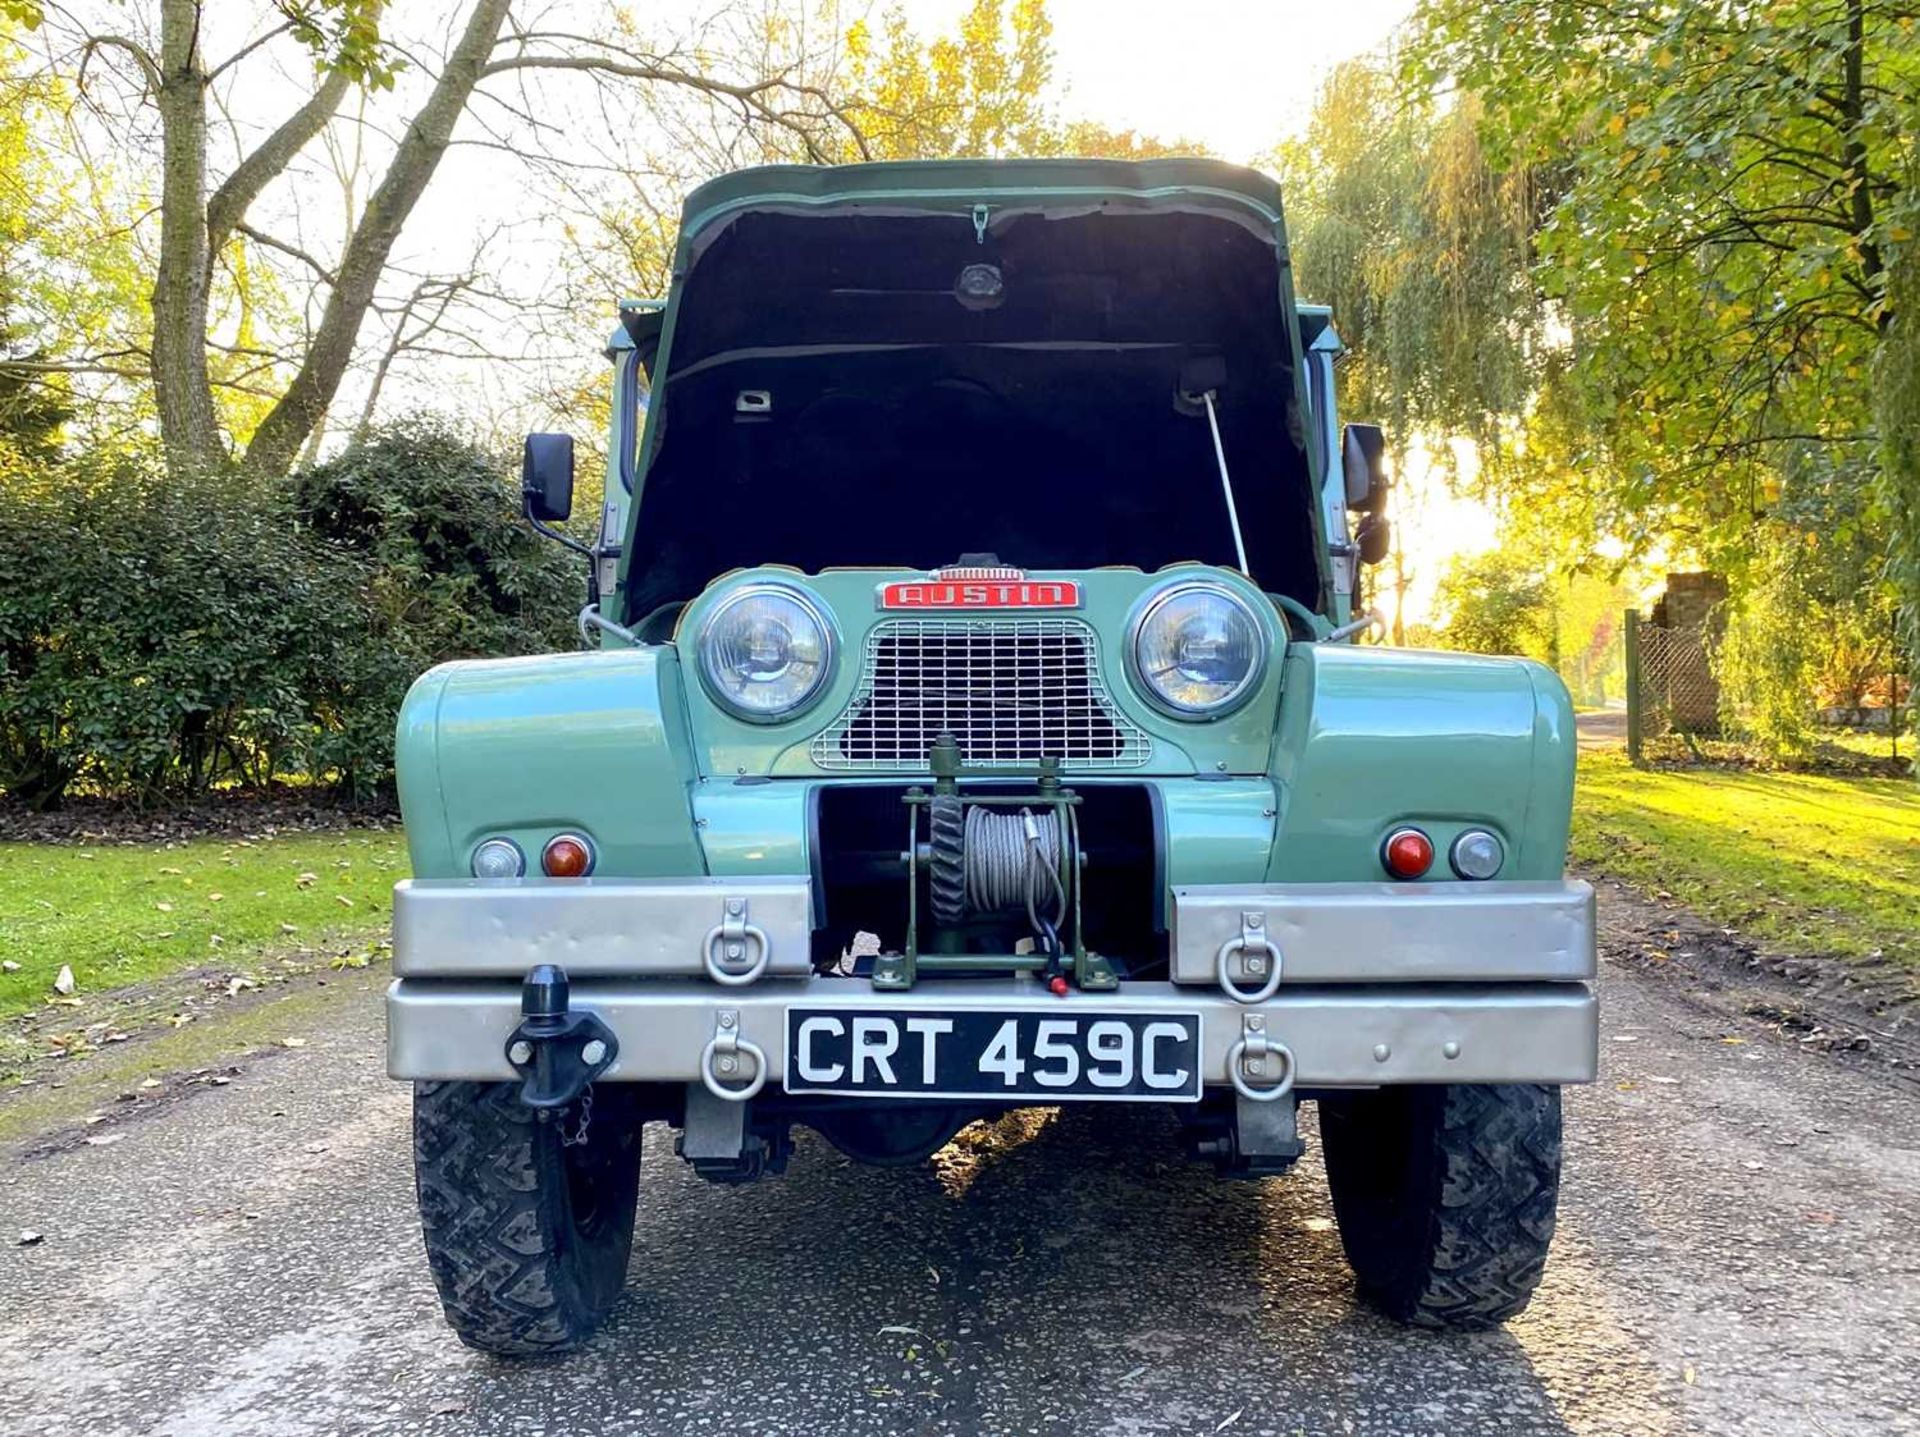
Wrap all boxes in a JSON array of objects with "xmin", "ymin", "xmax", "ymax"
[
  {"xmin": 394, "ymin": 877, "xmax": 1597, "ymax": 990},
  {"xmin": 391, "ymin": 876, "xmax": 813, "ymax": 979},
  {"xmin": 1172, "ymin": 880, "xmax": 1595, "ymax": 990},
  {"xmin": 387, "ymin": 976, "xmax": 1597, "ymax": 1089}
]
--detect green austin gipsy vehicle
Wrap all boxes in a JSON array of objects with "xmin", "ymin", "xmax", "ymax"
[{"xmin": 387, "ymin": 158, "xmax": 1596, "ymax": 1355}]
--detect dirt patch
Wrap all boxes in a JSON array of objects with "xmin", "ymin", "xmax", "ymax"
[
  {"xmin": 1, "ymin": 939, "xmax": 380, "ymax": 1078},
  {"xmin": 0, "ymin": 959, "xmax": 388, "ymax": 1152},
  {"xmin": 0, "ymin": 791, "xmax": 397, "ymax": 846},
  {"xmin": 1586, "ymin": 865, "xmax": 1920, "ymax": 1080}
]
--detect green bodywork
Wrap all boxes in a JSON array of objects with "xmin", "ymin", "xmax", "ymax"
[{"xmin": 395, "ymin": 159, "xmax": 1575, "ymax": 910}]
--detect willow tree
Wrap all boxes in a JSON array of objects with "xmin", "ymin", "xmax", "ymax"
[{"xmin": 1407, "ymin": 0, "xmax": 1919, "ymax": 718}]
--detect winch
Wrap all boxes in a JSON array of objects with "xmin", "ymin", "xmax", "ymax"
[{"xmin": 873, "ymin": 735, "xmax": 1118, "ymax": 992}]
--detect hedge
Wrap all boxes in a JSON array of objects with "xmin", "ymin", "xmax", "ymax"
[{"xmin": 0, "ymin": 421, "xmax": 583, "ymax": 809}]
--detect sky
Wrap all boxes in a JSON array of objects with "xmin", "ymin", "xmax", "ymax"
[{"xmin": 927, "ymin": 0, "xmax": 1417, "ymax": 164}]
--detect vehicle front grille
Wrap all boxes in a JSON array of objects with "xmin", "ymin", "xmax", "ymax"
[{"xmin": 811, "ymin": 618, "xmax": 1152, "ymax": 771}]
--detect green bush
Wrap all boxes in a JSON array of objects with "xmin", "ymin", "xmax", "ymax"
[
  {"xmin": 0, "ymin": 422, "xmax": 584, "ymax": 809},
  {"xmin": 0, "ymin": 453, "xmax": 371, "ymax": 807},
  {"xmin": 287, "ymin": 417, "xmax": 581, "ymax": 665},
  {"xmin": 1434, "ymin": 549, "xmax": 1554, "ymax": 660}
]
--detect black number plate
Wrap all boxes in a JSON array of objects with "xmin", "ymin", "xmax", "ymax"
[{"xmin": 783, "ymin": 1008, "xmax": 1203, "ymax": 1102}]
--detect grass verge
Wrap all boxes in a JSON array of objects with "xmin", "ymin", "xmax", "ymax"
[
  {"xmin": 1, "ymin": 828, "xmax": 408, "ymax": 1021},
  {"xmin": 1573, "ymin": 749, "xmax": 1920, "ymax": 972}
]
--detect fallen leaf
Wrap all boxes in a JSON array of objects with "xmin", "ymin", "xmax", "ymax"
[
  {"xmin": 157, "ymin": 866, "xmax": 183, "ymax": 875},
  {"xmin": 280, "ymin": 923, "xmax": 299, "ymax": 934},
  {"xmin": 83, "ymin": 1133, "xmax": 125, "ymax": 1147},
  {"xmin": 334, "ymin": 894, "xmax": 355, "ymax": 909},
  {"xmin": 210, "ymin": 1076, "xmax": 232, "ymax": 1087},
  {"xmin": 207, "ymin": 892, "xmax": 224, "ymax": 903},
  {"xmin": 154, "ymin": 902, "xmax": 174, "ymax": 913},
  {"xmin": 0, "ymin": 960, "xmax": 18, "ymax": 972},
  {"xmin": 296, "ymin": 871, "xmax": 318, "ymax": 889},
  {"xmin": 139, "ymin": 1078, "xmax": 162, "ymax": 1090},
  {"xmin": 280, "ymin": 1037, "xmax": 308, "ymax": 1049},
  {"xmin": 1721, "ymin": 1037, "xmax": 1747, "ymax": 1046},
  {"xmin": 1683, "ymin": 1365, "xmax": 1696, "ymax": 1385},
  {"xmin": 52, "ymin": 965, "xmax": 75, "ymax": 996}
]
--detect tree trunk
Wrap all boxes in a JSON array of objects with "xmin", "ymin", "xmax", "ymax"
[
  {"xmin": 149, "ymin": 0, "xmax": 223, "ymax": 472},
  {"xmin": 239, "ymin": 0, "xmax": 514, "ymax": 480}
]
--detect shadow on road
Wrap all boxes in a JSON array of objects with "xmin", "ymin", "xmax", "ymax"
[{"xmin": 458, "ymin": 1103, "xmax": 1605, "ymax": 1434}]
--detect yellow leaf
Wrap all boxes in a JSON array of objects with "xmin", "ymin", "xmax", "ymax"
[{"xmin": 1606, "ymin": 113, "xmax": 1626, "ymax": 137}]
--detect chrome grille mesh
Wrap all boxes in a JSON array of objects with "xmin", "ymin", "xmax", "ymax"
[{"xmin": 811, "ymin": 618, "xmax": 1152, "ymax": 770}]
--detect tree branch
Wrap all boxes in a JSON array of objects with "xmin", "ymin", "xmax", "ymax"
[
  {"xmin": 78, "ymin": 34, "xmax": 164, "ymax": 94},
  {"xmin": 205, "ymin": 64, "xmax": 354, "ymax": 247},
  {"xmin": 235, "ymin": 221, "xmax": 336, "ymax": 284}
]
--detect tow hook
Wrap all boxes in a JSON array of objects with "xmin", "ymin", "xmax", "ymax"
[{"xmin": 504, "ymin": 963, "xmax": 618, "ymax": 1111}]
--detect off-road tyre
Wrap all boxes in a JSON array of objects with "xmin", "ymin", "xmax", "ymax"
[
  {"xmin": 1319, "ymin": 1083, "xmax": 1561, "ymax": 1330},
  {"xmin": 413, "ymin": 1080, "xmax": 643, "ymax": 1355}
]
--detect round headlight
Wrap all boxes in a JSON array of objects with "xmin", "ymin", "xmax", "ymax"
[
  {"xmin": 698, "ymin": 584, "xmax": 834, "ymax": 722},
  {"xmin": 1129, "ymin": 582, "xmax": 1267, "ymax": 717}
]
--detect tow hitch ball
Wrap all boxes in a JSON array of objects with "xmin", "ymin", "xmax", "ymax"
[{"xmin": 504, "ymin": 963, "xmax": 618, "ymax": 1111}]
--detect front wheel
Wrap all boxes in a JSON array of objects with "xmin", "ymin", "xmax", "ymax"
[
  {"xmin": 1319, "ymin": 1083, "xmax": 1562, "ymax": 1329},
  {"xmin": 413, "ymin": 1081, "xmax": 643, "ymax": 1355}
]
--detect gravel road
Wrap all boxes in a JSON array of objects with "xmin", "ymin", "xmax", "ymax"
[{"xmin": 3, "ymin": 893, "xmax": 1918, "ymax": 1437}]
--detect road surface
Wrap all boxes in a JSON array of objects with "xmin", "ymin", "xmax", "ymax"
[{"xmin": 3, "ymin": 894, "xmax": 1917, "ymax": 1437}]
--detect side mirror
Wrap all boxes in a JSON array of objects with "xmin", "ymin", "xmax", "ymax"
[
  {"xmin": 1343, "ymin": 422, "xmax": 1389, "ymax": 513},
  {"xmin": 1356, "ymin": 513, "xmax": 1391, "ymax": 566},
  {"xmin": 522, "ymin": 433, "xmax": 574, "ymax": 523}
]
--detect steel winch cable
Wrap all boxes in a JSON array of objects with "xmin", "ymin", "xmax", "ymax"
[{"xmin": 961, "ymin": 805, "xmax": 1067, "ymax": 941}]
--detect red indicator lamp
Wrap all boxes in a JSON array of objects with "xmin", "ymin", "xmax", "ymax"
[
  {"xmin": 541, "ymin": 833, "xmax": 595, "ymax": 878},
  {"xmin": 1381, "ymin": 827, "xmax": 1434, "ymax": 881}
]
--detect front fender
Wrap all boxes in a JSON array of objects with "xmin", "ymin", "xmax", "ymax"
[
  {"xmin": 395, "ymin": 648, "xmax": 703, "ymax": 880},
  {"xmin": 1267, "ymin": 645, "xmax": 1575, "ymax": 881}
]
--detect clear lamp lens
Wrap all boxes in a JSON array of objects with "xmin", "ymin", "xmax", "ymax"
[
  {"xmin": 1450, "ymin": 829, "xmax": 1505, "ymax": 880},
  {"xmin": 471, "ymin": 838, "xmax": 524, "ymax": 879},
  {"xmin": 700, "ymin": 588, "xmax": 831, "ymax": 720},
  {"xmin": 1135, "ymin": 586, "xmax": 1263, "ymax": 715}
]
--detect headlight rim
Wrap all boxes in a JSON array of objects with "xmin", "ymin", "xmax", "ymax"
[
  {"xmin": 696, "ymin": 580, "xmax": 838, "ymax": 724},
  {"xmin": 1125, "ymin": 578, "xmax": 1271, "ymax": 721}
]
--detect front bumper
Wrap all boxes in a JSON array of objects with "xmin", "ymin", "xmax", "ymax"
[
  {"xmin": 388, "ymin": 976, "xmax": 1597, "ymax": 1089},
  {"xmin": 386, "ymin": 876, "xmax": 1598, "ymax": 1092}
]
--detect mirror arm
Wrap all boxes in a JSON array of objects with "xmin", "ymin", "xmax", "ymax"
[{"xmin": 524, "ymin": 496, "xmax": 595, "ymax": 558}]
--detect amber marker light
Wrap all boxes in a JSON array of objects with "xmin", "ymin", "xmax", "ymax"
[
  {"xmin": 1381, "ymin": 827, "xmax": 1434, "ymax": 881},
  {"xmin": 541, "ymin": 833, "xmax": 595, "ymax": 878}
]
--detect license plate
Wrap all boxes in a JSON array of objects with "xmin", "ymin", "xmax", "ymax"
[{"xmin": 782, "ymin": 1007, "xmax": 1204, "ymax": 1102}]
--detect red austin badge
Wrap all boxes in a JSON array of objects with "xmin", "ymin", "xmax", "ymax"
[{"xmin": 878, "ymin": 566, "xmax": 1080, "ymax": 610}]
